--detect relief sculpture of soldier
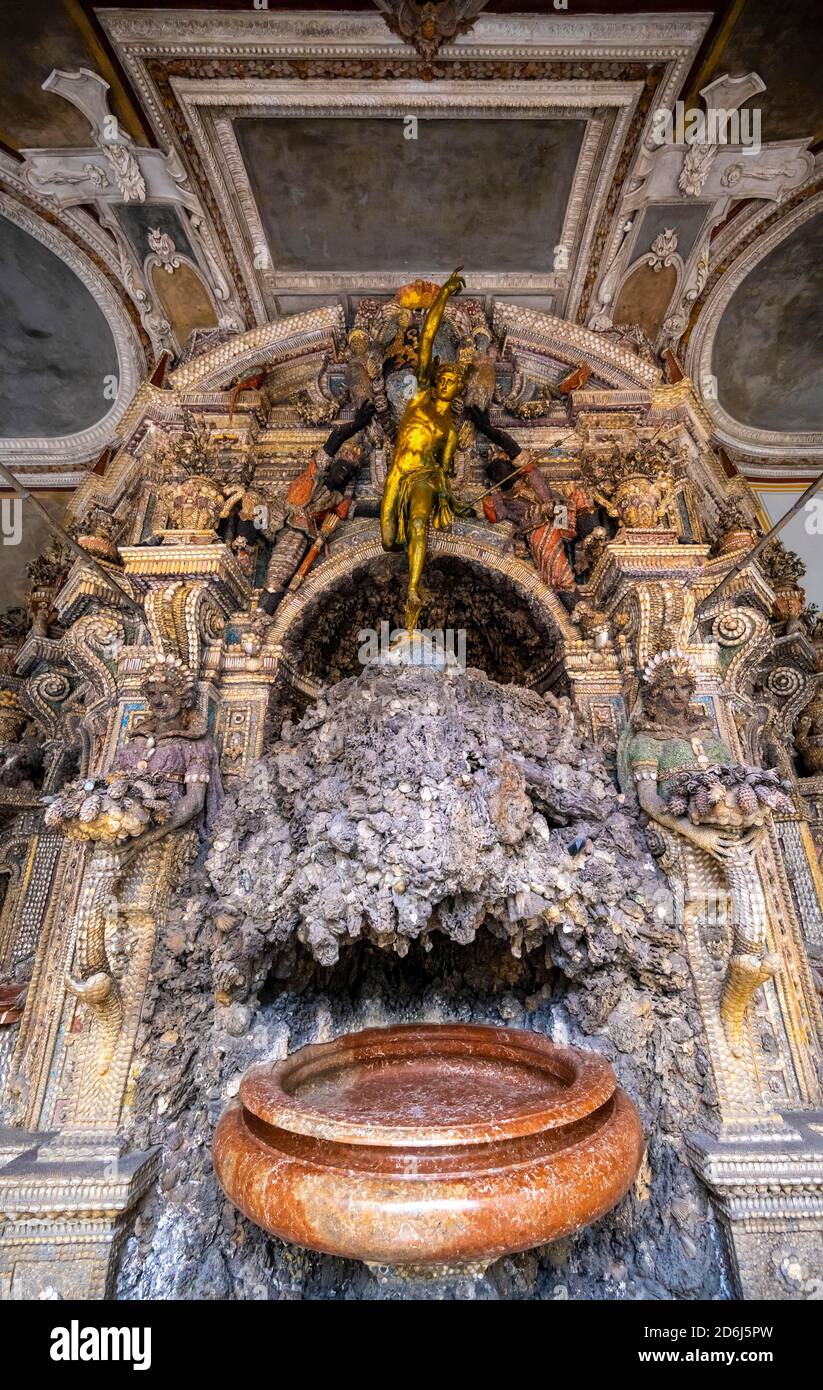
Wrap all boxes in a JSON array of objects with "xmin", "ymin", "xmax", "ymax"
[
  {"xmin": 238, "ymin": 399, "xmax": 376, "ymax": 616},
  {"xmin": 467, "ymin": 403, "xmax": 600, "ymax": 611}
]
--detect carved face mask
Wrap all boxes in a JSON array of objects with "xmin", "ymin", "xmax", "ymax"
[
  {"xmin": 148, "ymin": 685, "xmax": 184, "ymax": 724},
  {"xmin": 661, "ymin": 677, "xmax": 694, "ymax": 715}
]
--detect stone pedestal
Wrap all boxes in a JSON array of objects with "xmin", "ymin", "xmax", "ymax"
[
  {"xmin": 687, "ymin": 1111, "xmax": 823, "ymax": 1299},
  {"xmin": 0, "ymin": 1128, "xmax": 158, "ymax": 1300}
]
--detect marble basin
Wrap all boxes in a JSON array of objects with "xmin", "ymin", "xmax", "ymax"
[{"xmin": 214, "ymin": 1023, "xmax": 644, "ymax": 1271}]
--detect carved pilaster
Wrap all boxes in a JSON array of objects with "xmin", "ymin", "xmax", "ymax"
[
  {"xmin": 0, "ymin": 1130, "xmax": 158, "ymax": 1300},
  {"xmin": 57, "ymin": 831, "xmax": 195, "ymax": 1141},
  {"xmin": 120, "ymin": 542, "xmax": 251, "ymax": 673},
  {"xmin": 688, "ymin": 1113, "xmax": 823, "ymax": 1299}
]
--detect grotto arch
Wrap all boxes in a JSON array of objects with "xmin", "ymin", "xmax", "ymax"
[
  {"xmin": 265, "ymin": 523, "xmax": 578, "ymax": 692},
  {"xmin": 119, "ymin": 653, "xmax": 730, "ymax": 1301}
]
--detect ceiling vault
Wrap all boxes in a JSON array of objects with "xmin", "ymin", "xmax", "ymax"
[{"xmin": 0, "ymin": 6, "xmax": 818, "ymax": 485}]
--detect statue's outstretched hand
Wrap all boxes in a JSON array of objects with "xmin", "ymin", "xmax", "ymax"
[
  {"xmin": 445, "ymin": 266, "xmax": 465, "ymax": 296},
  {"xmin": 353, "ymin": 398, "xmax": 376, "ymax": 431}
]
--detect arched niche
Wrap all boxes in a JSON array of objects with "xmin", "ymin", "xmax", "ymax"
[
  {"xmin": 0, "ymin": 194, "xmax": 143, "ymax": 476},
  {"xmin": 686, "ymin": 190, "xmax": 823, "ymax": 460},
  {"xmin": 613, "ymin": 261, "xmax": 679, "ymax": 342},
  {"xmin": 264, "ymin": 524, "xmax": 575, "ymax": 696}
]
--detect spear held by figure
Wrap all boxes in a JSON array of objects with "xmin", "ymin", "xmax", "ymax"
[
  {"xmin": 462, "ymin": 403, "xmax": 572, "ymax": 507},
  {"xmin": 464, "ymin": 440, "xmax": 573, "ymax": 509}
]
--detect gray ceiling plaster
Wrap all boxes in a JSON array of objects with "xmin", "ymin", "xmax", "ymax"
[
  {"xmin": 0, "ymin": 211, "xmax": 118, "ymax": 438},
  {"xmin": 704, "ymin": 0, "xmax": 823, "ymax": 144},
  {"xmin": 235, "ymin": 116, "xmax": 585, "ymax": 275},
  {"xmin": 713, "ymin": 211, "xmax": 823, "ymax": 433}
]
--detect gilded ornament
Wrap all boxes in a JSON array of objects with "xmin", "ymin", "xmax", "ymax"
[
  {"xmin": 379, "ymin": 267, "xmax": 471, "ymax": 631},
  {"xmin": 581, "ymin": 438, "xmax": 686, "ymax": 530}
]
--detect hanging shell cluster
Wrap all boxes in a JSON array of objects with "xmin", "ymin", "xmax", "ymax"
[{"xmin": 206, "ymin": 662, "xmax": 665, "ymax": 975}]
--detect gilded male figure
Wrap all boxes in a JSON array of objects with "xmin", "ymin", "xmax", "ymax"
[{"xmin": 380, "ymin": 267, "xmax": 467, "ymax": 631}]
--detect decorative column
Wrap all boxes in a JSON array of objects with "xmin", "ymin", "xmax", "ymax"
[
  {"xmin": 0, "ymin": 530, "xmax": 249, "ymax": 1298},
  {"xmin": 564, "ymin": 425, "xmax": 823, "ymax": 1297}
]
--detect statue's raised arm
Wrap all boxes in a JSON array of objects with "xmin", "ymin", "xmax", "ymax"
[{"xmin": 417, "ymin": 266, "xmax": 465, "ymax": 385}]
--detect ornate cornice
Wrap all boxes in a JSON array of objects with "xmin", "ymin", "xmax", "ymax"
[
  {"xmin": 493, "ymin": 300, "xmax": 660, "ymax": 389},
  {"xmin": 99, "ymin": 11, "xmax": 710, "ymax": 64},
  {"xmin": 167, "ymin": 304, "xmax": 346, "ymax": 392}
]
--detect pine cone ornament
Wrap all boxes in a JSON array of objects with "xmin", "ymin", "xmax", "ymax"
[
  {"xmin": 78, "ymin": 794, "xmax": 102, "ymax": 822},
  {"xmin": 735, "ymin": 783, "xmax": 759, "ymax": 816},
  {"xmin": 666, "ymin": 761, "xmax": 790, "ymax": 830},
  {"xmin": 41, "ymin": 770, "xmax": 173, "ymax": 844}
]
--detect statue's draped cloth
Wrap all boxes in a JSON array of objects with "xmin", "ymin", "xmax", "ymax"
[{"xmin": 391, "ymin": 461, "xmax": 467, "ymax": 545}]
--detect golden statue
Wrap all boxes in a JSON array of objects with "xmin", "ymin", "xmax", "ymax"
[{"xmin": 380, "ymin": 266, "xmax": 467, "ymax": 630}]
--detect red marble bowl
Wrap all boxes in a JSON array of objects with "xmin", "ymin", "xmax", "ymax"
[{"xmin": 214, "ymin": 1023, "xmax": 644, "ymax": 1269}]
